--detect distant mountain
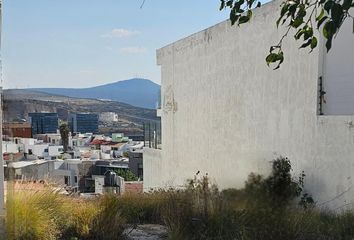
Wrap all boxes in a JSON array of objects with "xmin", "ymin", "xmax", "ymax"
[{"xmin": 28, "ymin": 78, "xmax": 160, "ymax": 109}]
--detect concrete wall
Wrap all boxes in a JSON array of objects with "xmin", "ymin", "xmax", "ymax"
[
  {"xmin": 145, "ymin": 0, "xmax": 354, "ymax": 209},
  {"xmin": 2, "ymin": 142, "xmax": 19, "ymax": 154},
  {"xmin": 323, "ymin": 11, "xmax": 354, "ymax": 115},
  {"xmin": 17, "ymin": 161, "xmax": 55, "ymax": 180},
  {"xmin": 143, "ymin": 148, "xmax": 162, "ymax": 190}
]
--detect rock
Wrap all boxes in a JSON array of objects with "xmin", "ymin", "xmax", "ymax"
[{"xmin": 123, "ymin": 224, "xmax": 168, "ymax": 240}]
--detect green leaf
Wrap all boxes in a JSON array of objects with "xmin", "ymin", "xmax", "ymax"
[
  {"xmin": 324, "ymin": 0, "xmax": 334, "ymax": 13},
  {"xmin": 331, "ymin": 3, "xmax": 343, "ymax": 26},
  {"xmin": 247, "ymin": 10, "xmax": 253, "ymax": 19},
  {"xmin": 325, "ymin": 37, "xmax": 333, "ymax": 51},
  {"xmin": 220, "ymin": 0, "xmax": 226, "ymax": 10},
  {"xmin": 323, "ymin": 20, "xmax": 335, "ymax": 39},
  {"xmin": 343, "ymin": 0, "xmax": 352, "ymax": 10},
  {"xmin": 288, "ymin": 4, "xmax": 298, "ymax": 18},
  {"xmin": 230, "ymin": 10, "xmax": 239, "ymax": 25},
  {"xmin": 294, "ymin": 28, "xmax": 305, "ymax": 39},
  {"xmin": 277, "ymin": 4, "xmax": 289, "ymax": 27},
  {"xmin": 226, "ymin": 0, "xmax": 234, "ymax": 7},
  {"xmin": 297, "ymin": 4, "xmax": 306, "ymax": 18},
  {"xmin": 303, "ymin": 27, "xmax": 313, "ymax": 40},
  {"xmin": 239, "ymin": 16, "xmax": 250, "ymax": 24},
  {"xmin": 266, "ymin": 53, "xmax": 279, "ymax": 66},
  {"xmin": 310, "ymin": 37, "xmax": 318, "ymax": 49},
  {"xmin": 266, "ymin": 52, "xmax": 284, "ymax": 69},
  {"xmin": 323, "ymin": 21, "xmax": 335, "ymax": 51},
  {"xmin": 247, "ymin": 0, "xmax": 255, "ymax": 9},
  {"xmin": 291, "ymin": 18, "xmax": 304, "ymax": 28},
  {"xmin": 299, "ymin": 39, "xmax": 312, "ymax": 48},
  {"xmin": 317, "ymin": 16, "xmax": 328, "ymax": 29},
  {"xmin": 315, "ymin": 8, "xmax": 324, "ymax": 21}
]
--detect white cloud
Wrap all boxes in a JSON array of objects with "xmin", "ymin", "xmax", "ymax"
[
  {"xmin": 101, "ymin": 28, "xmax": 141, "ymax": 38},
  {"xmin": 119, "ymin": 47, "xmax": 147, "ymax": 54}
]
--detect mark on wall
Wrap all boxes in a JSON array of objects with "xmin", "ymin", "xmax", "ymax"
[{"xmin": 163, "ymin": 85, "xmax": 178, "ymax": 114}]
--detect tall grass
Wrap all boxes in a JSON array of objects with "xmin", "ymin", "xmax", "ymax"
[
  {"xmin": 5, "ymin": 182, "xmax": 124, "ymax": 240},
  {"xmin": 6, "ymin": 183, "xmax": 65, "ymax": 240},
  {"xmin": 6, "ymin": 157, "xmax": 354, "ymax": 240}
]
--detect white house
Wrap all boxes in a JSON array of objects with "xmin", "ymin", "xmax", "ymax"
[
  {"xmin": 99, "ymin": 112, "xmax": 118, "ymax": 123},
  {"xmin": 53, "ymin": 159, "xmax": 81, "ymax": 187},
  {"xmin": 144, "ymin": 0, "xmax": 354, "ymax": 210},
  {"xmin": 2, "ymin": 142, "xmax": 19, "ymax": 154},
  {"xmin": 48, "ymin": 145, "xmax": 64, "ymax": 158}
]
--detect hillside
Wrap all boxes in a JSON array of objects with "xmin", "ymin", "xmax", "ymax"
[
  {"xmin": 3, "ymin": 89, "xmax": 159, "ymax": 134},
  {"xmin": 27, "ymin": 78, "xmax": 161, "ymax": 109}
]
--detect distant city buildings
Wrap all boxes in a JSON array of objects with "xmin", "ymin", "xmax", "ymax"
[
  {"xmin": 68, "ymin": 113, "xmax": 99, "ymax": 134},
  {"xmin": 3, "ymin": 131, "xmax": 144, "ymax": 195},
  {"xmin": 29, "ymin": 113, "xmax": 59, "ymax": 136},
  {"xmin": 99, "ymin": 112, "xmax": 118, "ymax": 123}
]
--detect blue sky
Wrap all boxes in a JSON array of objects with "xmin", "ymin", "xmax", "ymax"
[{"xmin": 2, "ymin": 0, "xmax": 230, "ymax": 88}]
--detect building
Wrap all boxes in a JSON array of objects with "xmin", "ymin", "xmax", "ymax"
[
  {"xmin": 36, "ymin": 133, "xmax": 62, "ymax": 145},
  {"xmin": 128, "ymin": 150, "xmax": 143, "ymax": 180},
  {"xmin": 6, "ymin": 160, "xmax": 55, "ymax": 181},
  {"xmin": 29, "ymin": 113, "xmax": 58, "ymax": 136},
  {"xmin": 111, "ymin": 133, "xmax": 129, "ymax": 143},
  {"xmin": 3, "ymin": 122, "xmax": 32, "ymax": 138},
  {"xmin": 68, "ymin": 113, "xmax": 99, "ymax": 134},
  {"xmin": 99, "ymin": 112, "xmax": 118, "ymax": 123},
  {"xmin": 144, "ymin": 0, "xmax": 354, "ymax": 210}
]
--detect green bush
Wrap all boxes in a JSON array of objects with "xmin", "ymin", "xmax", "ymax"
[{"xmin": 114, "ymin": 169, "xmax": 138, "ymax": 181}]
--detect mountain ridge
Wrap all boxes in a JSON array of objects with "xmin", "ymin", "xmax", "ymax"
[{"xmin": 22, "ymin": 78, "xmax": 160, "ymax": 109}]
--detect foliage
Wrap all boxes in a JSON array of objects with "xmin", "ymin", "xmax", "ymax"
[
  {"xmin": 114, "ymin": 168, "xmax": 138, "ymax": 181},
  {"xmin": 5, "ymin": 183, "xmax": 121, "ymax": 240},
  {"xmin": 244, "ymin": 156, "xmax": 314, "ymax": 208},
  {"xmin": 123, "ymin": 151, "xmax": 129, "ymax": 158},
  {"xmin": 102, "ymin": 193, "xmax": 164, "ymax": 225},
  {"xmin": 6, "ymin": 188, "xmax": 63, "ymax": 240},
  {"xmin": 59, "ymin": 122, "xmax": 70, "ymax": 152},
  {"xmin": 90, "ymin": 195, "xmax": 126, "ymax": 240},
  {"xmin": 220, "ymin": 0, "xmax": 354, "ymax": 68},
  {"xmin": 7, "ymin": 157, "xmax": 354, "ymax": 240}
]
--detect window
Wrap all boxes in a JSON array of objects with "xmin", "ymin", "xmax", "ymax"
[
  {"xmin": 74, "ymin": 176, "xmax": 78, "ymax": 183},
  {"xmin": 64, "ymin": 176, "xmax": 70, "ymax": 185}
]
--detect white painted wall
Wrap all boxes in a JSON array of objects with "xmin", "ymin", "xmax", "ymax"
[
  {"xmin": 26, "ymin": 144, "xmax": 48, "ymax": 157},
  {"xmin": 48, "ymin": 145, "xmax": 64, "ymax": 157},
  {"xmin": 323, "ymin": 12, "xmax": 354, "ymax": 115},
  {"xmin": 94, "ymin": 176, "xmax": 105, "ymax": 194},
  {"xmin": 99, "ymin": 112, "xmax": 118, "ymax": 122},
  {"xmin": 144, "ymin": 1, "xmax": 354, "ymax": 209},
  {"xmin": 2, "ymin": 142, "xmax": 19, "ymax": 154}
]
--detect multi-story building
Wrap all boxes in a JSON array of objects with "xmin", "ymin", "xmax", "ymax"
[
  {"xmin": 144, "ymin": 0, "xmax": 354, "ymax": 210},
  {"xmin": 99, "ymin": 112, "xmax": 118, "ymax": 123},
  {"xmin": 68, "ymin": 113, "xmax": 99, "ymax": 134},
  {"xmin": 29, "ymin": 113, "xmax": 58, "ymax": 136},
  {"xmin": 3, "ymin": 122, "xmax": 32, "ymax": 138}
]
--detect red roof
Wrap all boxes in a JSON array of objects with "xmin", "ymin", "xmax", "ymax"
[{"xmin": 90, "ymin": 139, "xmax": 113, "ymax": 145}]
